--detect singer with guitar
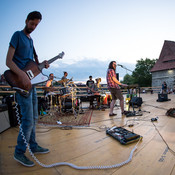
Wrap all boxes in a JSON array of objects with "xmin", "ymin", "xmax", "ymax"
[{"xmin": 5, "ymin": 11, "xmax": 50, "ymax": 167}]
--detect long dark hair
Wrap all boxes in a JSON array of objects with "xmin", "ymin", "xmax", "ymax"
[{"xmin": 108, "ymin": 61, "xmax": 116, "ymax": 70}]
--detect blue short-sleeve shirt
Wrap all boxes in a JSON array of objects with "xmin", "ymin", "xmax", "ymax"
[{"xmin": 10, "ymin": 30, "xmax": 34, "ymax": 69}]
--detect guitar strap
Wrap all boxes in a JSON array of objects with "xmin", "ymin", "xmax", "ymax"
[{"xmin": 33, "ymin": 46, "xmax": 39, "ymax": 65}]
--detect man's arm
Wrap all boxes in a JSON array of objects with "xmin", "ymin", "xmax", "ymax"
[
  {"xmin": 45, "ymin": 80, "xmax": 51, "ymax": 87},
  {"xmin": 111, "ymin": 75, "xmax": 127, "ymax": 87}
]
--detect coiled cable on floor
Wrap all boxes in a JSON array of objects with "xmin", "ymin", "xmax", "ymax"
[{"xmin": 15, "ymin": 101, "xmax": 140, "ymax": 169}]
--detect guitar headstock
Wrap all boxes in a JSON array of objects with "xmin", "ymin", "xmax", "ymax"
[
  {"xmin": 58, "ymin": 51, "xmax": 65, "ymax": 58},
  {"xmin": 46, "ymin": 52, "xmax": 65, "ymax": 65}
]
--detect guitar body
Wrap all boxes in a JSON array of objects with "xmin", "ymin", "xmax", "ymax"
[
  {"xmin": 23, "ymin": 60, "xmax": 41, "ymax": 79},
  {"xmin": 4, "ymin": 52, "xmax": 64, "ymax": 95},
  {"xmin": 4, "ymin": 60, "xmax": 43, "ymax": 91},
  {"xmin": 4, "ymin": 70, "xmax": 25, "ymax": 90}
]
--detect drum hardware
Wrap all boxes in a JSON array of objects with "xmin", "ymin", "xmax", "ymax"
[
  {"xmin": 42, "ymin": 86, "xmax": 63, "ymax": 116},
  {"xmin": 46, "ymin": 92, "xmax": 58, "ymax": 116},
  {"xmin": 46, "ymin": 92, "xmax": 56, "ymax": 107},
  {"xmin": 56, "ymin": 80, "xmax": 80, "ymax": 117},
  {"xmin": 41, "ymin": 79, "xmax": 83, "ymax": 117}
]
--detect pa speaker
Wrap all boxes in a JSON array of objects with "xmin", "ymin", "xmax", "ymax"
[
  {"xmin": 130, "ymin": 97, "xmax": 143, "ymax": 107},
  {"xmin": 0, "ymin": 104, "xmax": 10, "ymax": 133},
  {"xmin": 5, "ymin": 96, "xmax": 18, "ymax": 127},
  {"xmin": 116, "ymin": 73, "xmax": 119, "ymax": 81},
  {"xmin": 157, "ymin": 94, "xmax": 169, "ymax": 102}
]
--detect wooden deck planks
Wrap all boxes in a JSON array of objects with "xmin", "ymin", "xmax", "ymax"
[{"xmin": 1, "ymin": 93, "xmax": 175, "ymax": 175}]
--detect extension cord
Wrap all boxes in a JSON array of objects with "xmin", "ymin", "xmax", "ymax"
[{"xmin": 14, "ymin": 100, "xmax": 140, "ymax": 169}]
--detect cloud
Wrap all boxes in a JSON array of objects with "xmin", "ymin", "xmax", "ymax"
[{"xmin": 43, "ymin": 58, "xmax": 135, "ymax": 84}]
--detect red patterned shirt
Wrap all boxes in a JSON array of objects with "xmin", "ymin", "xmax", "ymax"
[{"xmin": 106, "ymin": 69, "xmax": 120, "ymax": 89}]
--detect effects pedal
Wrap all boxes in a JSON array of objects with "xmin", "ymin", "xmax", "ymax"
[{"xmin": 106, "ymin": 126, "xmax": 142, "ymax": 145}]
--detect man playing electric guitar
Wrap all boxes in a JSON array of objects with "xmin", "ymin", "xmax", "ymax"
[{"xmin": 6, "ymin": 11, "xmax": 50, "ymax": 167}]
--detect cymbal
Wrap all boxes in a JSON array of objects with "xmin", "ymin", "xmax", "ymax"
[
  {"xmin": 67, "ymin": 81, "xmax": 74, "ymax": 84},
  {"xmin": 57, "ymin": 79, "xmax": 69, "ymax": 83},
  {"xmin": 61, "ymin": 93, "xmax": 71, "ymax": 98}
]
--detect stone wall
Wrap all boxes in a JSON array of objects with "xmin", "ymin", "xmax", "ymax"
[{"xmin": 152, "ymin": 69, "xmax": 175, "ymax": 89}]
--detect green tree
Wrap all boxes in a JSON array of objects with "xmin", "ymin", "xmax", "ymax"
[
  {"xmin": 121, "ymin": 74, "xmax": 134, "ymax": 85},
  {"xmin": 132, "ymin": 58, "xmax": 157, "ymax": 87}
]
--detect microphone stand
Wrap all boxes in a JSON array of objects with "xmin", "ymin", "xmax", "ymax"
[
  {"xmin": 118, "ymin": 65, "xmax": 133, "ymax": 73},
  {"xmin": 118, "ymin": 64, "xmax": 140, "ymax": 96},
  {"xmin": 118, "ymin": 64, "xmax": 150, "ymax": 116}
]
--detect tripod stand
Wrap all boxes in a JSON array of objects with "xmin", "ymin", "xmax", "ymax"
[
  {"xmin": 126, "ymin": 99, "xmax": 143, "ymax": 117},
  {"xmin": 126, "ymin": 87, "xmax": 150, "ymax": 117},
  {"xmin": 125, "ymin": 86, "xmax": 143, "ymax": 117}
]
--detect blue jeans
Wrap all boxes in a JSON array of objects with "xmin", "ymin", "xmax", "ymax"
[{"xmin": 15, "ymin": 87, "xmax": 38, "ymax": 154}]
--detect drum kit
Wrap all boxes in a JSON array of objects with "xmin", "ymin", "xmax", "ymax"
[{"xmin": 42, "ymin": 78, "xmax": 80, "ymax": 116}]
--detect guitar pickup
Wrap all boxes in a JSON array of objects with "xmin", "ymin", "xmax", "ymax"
[{"xmin": 26, "ymin": 70, "xmax": 34, "ymax": 80}]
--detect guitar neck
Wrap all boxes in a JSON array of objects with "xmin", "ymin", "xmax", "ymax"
[
  {"xmin": 38, "ymin": 52, "xmax": 64, "ymax": 70},
  {"xmin": 48, "ymin": 55, "xmax": 62, "ymax": 64}
]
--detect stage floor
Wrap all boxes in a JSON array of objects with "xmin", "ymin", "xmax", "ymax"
[{"xmin": 1, "ymin": 93, "xmax": 175, "ymax": 175}]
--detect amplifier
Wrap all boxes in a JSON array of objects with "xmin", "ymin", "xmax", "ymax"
[
  {"xmin": 157, "ymin": 94, "xmax": 168, "ymax": 102},
  {"xmin": 0, "ymin": 104, "xmax": 10, "ymax": 133},
  {"xmin": 130, "ymin": 97, "xmax": 143, "ymax": 107}
]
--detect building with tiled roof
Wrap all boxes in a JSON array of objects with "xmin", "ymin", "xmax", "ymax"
[{"xmin": 150, "ymin": 40, "xmax": 175, "ymax": 89}]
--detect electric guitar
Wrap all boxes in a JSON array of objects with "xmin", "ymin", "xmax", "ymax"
[{"xmin": 4, "ymin": 51, "xmax": 64, "ymax": 96}]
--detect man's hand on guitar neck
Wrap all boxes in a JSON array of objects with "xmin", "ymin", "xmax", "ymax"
[{"xmin": 40, "ymin": 60, "xmax": 49, "ymax": 68}]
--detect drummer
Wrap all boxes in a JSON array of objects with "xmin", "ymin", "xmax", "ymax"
[
  {"xmin": 61, "ymin": 71, "xmax": 68, "ymax": 83},
  {"xmin": 45, "ymin": 73, "xmax": 54, "ymax": 89},
  {"xmin": 44, "ymin": 73, "xmax": 57, "ymax": 106},
  {"xmin": 61, "ymin": 71, "xmax": 69, "ymax": 94}
]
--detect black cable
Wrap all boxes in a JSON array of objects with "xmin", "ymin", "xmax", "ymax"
[
  {"xmin": 152, "ymin": 122, "xmax": 175, "ymax": 156},
  {"xmin": 144, "ymin": 103, "xmax": 168, "ymax": 111}
]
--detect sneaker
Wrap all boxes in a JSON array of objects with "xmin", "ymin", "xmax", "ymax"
[
  {"xmin": 14, "ymin": 152, "xmax": 35, "ymax": 167},
  {"xmin": 122, "ymin": 110, "xmax": 128, "ymax": 115},
  {"xmin": 32, "ymin": 145, "xmax": 50, "ymax": 154},
  {"xmin": 109, "ymin": 113, "xmax": 117, "ymax": 117}
]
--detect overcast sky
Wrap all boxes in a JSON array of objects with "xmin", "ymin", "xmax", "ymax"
[{"xmin": 1, "ymin": 0, "xmax": 175, "ymax": 83}]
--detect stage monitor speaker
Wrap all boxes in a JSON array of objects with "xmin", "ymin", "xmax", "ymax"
[
  {"xmin": 5, "ymin": 96, "xmax": 18, "ymax": 127},
  {"xmin": 116, "ymin": 73, "xmax": 119, "ymax": 81},
  {"xmin": 0, "ymin": 104, "xmax": 10, "ymax": 133},
  {"xmin": 130, "ymin": 97, "xmax": 143, "ymax": 107},
  {"xmin": 157, "ymin": 94, "xmax": 168, "ymax": 102}
]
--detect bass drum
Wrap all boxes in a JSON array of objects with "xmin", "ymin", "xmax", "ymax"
[{"xmin": 62, "ymin": 98, "xmax": 79, "ymax": 113}]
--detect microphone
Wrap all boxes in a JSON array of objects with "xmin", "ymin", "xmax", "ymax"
[{"xmin": 117, "ymin": 64, "xmax": 123, "ymax": 67}]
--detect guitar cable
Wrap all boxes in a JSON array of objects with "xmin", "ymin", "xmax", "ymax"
[{"xmin": 14, "ymin": 99, "xmax": 141, "ymax": 169}]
